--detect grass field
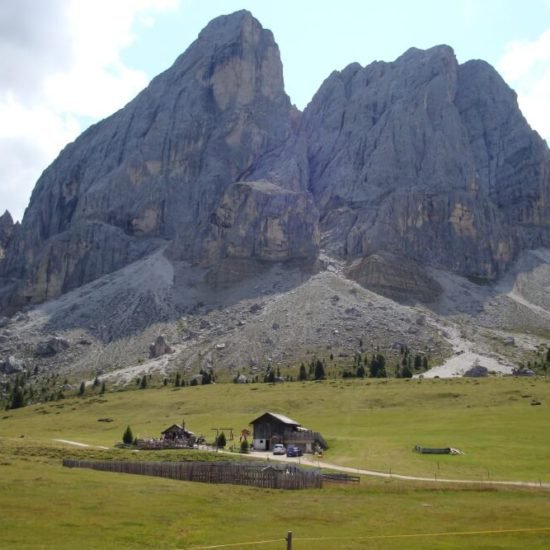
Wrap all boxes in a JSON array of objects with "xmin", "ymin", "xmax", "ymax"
[{"xmin": 1, "ymin": 377, "xmax": 549, "ymax": 548}]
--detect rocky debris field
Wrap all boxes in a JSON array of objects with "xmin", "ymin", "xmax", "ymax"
[{"xmin": 1, "ymin": 247, "xmax": 549, "ymax": 388}]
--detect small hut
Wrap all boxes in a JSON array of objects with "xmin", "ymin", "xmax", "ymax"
[{"xmin": 161, "ymin": 424, "xmax": 196, "ymax": 446}]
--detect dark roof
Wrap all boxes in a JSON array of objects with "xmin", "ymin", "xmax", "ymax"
[
  {"xmin": 249, "ymin": 412, "xmax": 301, "ymax": 427},
  {"xmin": 161, "ymin": 424, "xmax": 194, "ymax": 435}
]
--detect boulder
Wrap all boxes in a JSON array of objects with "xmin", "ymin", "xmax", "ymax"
[
  {"xmin": 35, "ymin": 337, "xmax": 70, "ymax": 357},
  {"xmin": 149, "ymin": 335, "xmax": 173, "ymax": 358},
  {"xmin": 1, "ymin": 356, "xmax": 26, "ymax": 374},
  {"xmin": 463, "ymin": 365, "xmax": 489, "ymax": 377}
]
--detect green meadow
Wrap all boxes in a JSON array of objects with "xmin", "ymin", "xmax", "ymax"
[{"xmin": 1, "ymin": 377, "xmax": 550, "ymax": 548}]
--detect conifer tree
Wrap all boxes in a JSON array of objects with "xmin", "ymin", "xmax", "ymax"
[{"xmin": 122, "ymin": 425, "xmax": 133, "ymax": 445}]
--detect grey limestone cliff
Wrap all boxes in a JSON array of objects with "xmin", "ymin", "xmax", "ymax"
[
  {"xmin": 0, "ymin": 10, "xmax": 315, "ymax": 310},
  {"xmin": 302, "ymin": 45, "xmax": 550, "ymax": 280}
]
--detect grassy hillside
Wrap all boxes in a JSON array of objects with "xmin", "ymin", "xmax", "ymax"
[
  {"xmin": 2, "ymin": 377, "xmax": 549, "ymax": 481},
  {"xmin": 1, "ymin": 377, "xmax": 550, "ymax": 548}
]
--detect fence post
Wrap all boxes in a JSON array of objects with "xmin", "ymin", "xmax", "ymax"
[{"xmin": 286, "ymin": 531, "xmax": 293, "ymax": 550}]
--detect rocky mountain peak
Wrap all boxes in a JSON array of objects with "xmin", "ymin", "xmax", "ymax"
[
  {"xmin": 0, "ymin": 11, "xmax": 310, "ymax": 311},
  {"xmin": 303, "ymin": 43, "xmax": 550, "ymax": 279},
  {"xmin": 1, "ymin": 12, "xmax": 549, "ymax": 323},
  {"xmin": 189, "ymin": 9, "xmax": 286, "ymax": 111}
]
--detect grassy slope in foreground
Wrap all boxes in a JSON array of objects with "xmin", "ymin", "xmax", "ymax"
[
  {"xmin": 0, "ymin": 439, "xmax": 549, "ymax": 549},
  {"xmin": 1, "ymin": 378, "xmax": 550, "ymax": 548}
]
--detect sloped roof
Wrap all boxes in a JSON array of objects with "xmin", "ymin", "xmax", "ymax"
[
  {"xmin": 250, "ymin": 411, "xmax": 301, "ymax": 427},
  {"xmin": 161, "ymin": 424, "xmax": 194, "ymax": 435}
]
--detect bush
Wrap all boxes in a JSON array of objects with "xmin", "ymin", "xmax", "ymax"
[
  {"xmin": 240, "ymin": 439, "xmax": 250, "ymax": 453},
  {"xmin": 216, "ymin": 432, "xmax": 227, "ymax": 448}
]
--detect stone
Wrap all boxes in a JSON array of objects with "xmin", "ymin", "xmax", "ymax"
[
  {"xmin": 346, "ymin": 253, "xmax": 442, "ymax": 303},
  {"xmin": 463, "ymin": 365, "xmax": 489, "ymax": 377},
  {"xmin": 1, "ymin": 355, "xmax": 26, "ymax": 374},
  {"xmin": 149, "ymin": 335, "xmax": 173, "ymax": 359},
  {"xmin": 35, "ymin": 337, "xmax": 70, "ymax": 357}
]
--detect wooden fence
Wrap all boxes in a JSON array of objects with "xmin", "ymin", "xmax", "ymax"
[{"xmin": 62, "ymin": 459, "xmax": 323, "ymax": 490}]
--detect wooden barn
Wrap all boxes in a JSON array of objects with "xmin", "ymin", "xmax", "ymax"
[{"xmin": 250, "ymin": 412, "xmax": 328, "ymax": 453}]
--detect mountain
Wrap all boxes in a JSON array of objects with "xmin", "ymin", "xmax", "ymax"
[
  {"xmin": 0, "ymin": 10, "xmax": 317, "ymax": 312},
  {"xmin": 303, "ymin": 45, "xmax": 550, "ymax": 283},
  {"xmin": 1, "ymin": 10, "xmax": 549, "ymax": 383}
]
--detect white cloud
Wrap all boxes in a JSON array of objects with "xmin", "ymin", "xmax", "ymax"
[
  {"xmin": 0, "ymin": 0, "xmax": 180, "ymax": 222},
  {"xmin": 498, "ymin": 29, "xmax": 550, "ymax": 145}
]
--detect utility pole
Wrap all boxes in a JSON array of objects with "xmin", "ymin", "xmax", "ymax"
[{"xmin": 285, "ymin": 531, "xmax": 293, "ymax": 550}]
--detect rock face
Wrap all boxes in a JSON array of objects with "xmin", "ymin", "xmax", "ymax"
[
  {"xmin": 206, "ymin": 181, "xmax": 319, "ymax": 262},
  {"xmin": 0, "ymin": 211, "xmax": 15, "ymax": 258},
  {"xmin": 303, "ymin": 45, "xmax": 550, "ymax": 279},
  {"xmin": 0, "ymin": 10, "xmax": 312, "ymax": 310},
  {"xmin": 1, "ymin": 12, "xmax": 550, "ymax": 318},
  {"xmin": 346, "ymin": 253, "xmax": 442, "ymax": 303}
]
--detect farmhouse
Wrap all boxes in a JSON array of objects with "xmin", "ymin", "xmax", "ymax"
[{"xmin": 250, "ymin": 411, "xmax": 328, "ymax": 453}]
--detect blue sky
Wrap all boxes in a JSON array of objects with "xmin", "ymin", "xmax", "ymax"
[
  {"xmin": 125, "ymin": 0, "xmax": 550, "ymax": 110},
  {"xmin": 1, "ymin": 0, "xmax": 550, "ymax": 222}
]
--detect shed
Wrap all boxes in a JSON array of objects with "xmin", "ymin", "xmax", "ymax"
[{"xmin": 250, "ymin": 412, "xmax": 327, "ymax": 453}]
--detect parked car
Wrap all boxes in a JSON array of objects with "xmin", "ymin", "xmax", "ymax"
[
  {"xmin": 272, "ymin": 444, "xmax": 286, "ymax": 455},
  {"xmin": 286, "ymin": 445, "xmax": 303, "ymax": 457}
]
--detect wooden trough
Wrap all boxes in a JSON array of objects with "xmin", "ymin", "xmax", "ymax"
[{"xmin": 414, "ymin": 445, "xmax": 463, "ymax": 455}]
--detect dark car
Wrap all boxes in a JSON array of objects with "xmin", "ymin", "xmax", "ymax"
[{"xmin": 286, "ymin": 445, "xmax": 303, "ymax": 457}]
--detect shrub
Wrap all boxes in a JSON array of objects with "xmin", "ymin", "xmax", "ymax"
[{"xmin": 216, "ymin": 432, "xmax": 227, "ymax": 448}]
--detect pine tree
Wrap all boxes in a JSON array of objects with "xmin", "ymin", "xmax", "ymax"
[
  {"xmin": 314, "ymin": 359, "xmax": 326, "ymax": 380},
  {"xmin": 122, "ymin": 425, "xmax": 134, "ymax": 445},
  {"xmin": 8, "ymin": 385, "xmax": 25, "ymax": 410},
  {"xmin": 139, "ymin": 376, "xmax": 147, "ymax": 389},
  {"xmin": 78, "ymin": 381, "xmax": 85, "ymax": 396},
  {"xmin": 299, "ymin": 364, "xmax": 308, "ymax": 381},
  {"xmin": 175, "ymin": 373, "xmax": 181, "ymax": 387},
  {"xmin": 100, "ymin": 382, "xmax": 106, "ymax": 395},
  {"xmin": 401, "ymin": 364, "xmax": 413, "ymax": 378}
]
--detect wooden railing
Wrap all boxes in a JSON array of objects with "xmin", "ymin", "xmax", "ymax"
[{"xmin": 63, "ymin": 459, "xmax": 323, "ymax": 490}]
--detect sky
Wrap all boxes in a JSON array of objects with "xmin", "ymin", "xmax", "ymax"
[{"xmin": 1, "ymin": 0, "xmax": 550, "ymax": 223}]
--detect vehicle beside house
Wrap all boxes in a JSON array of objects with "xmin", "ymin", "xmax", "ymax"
[{"xmin": 250, "ymin": 411, "xmax": 328, "ymax": 454}]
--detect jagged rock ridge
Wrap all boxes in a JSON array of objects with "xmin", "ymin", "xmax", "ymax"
[
  {"xmin": 1, "ymin": 10, "xmax": 550, "ymax": 320},
  {"xmin": 302, "ymin": 45, "xmax": 550, "ymax": 280}
]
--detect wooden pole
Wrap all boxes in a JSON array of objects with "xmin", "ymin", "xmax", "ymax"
[{"xmin": 286, "ymin": 531, "xmax": 293, "ymax": 550}]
